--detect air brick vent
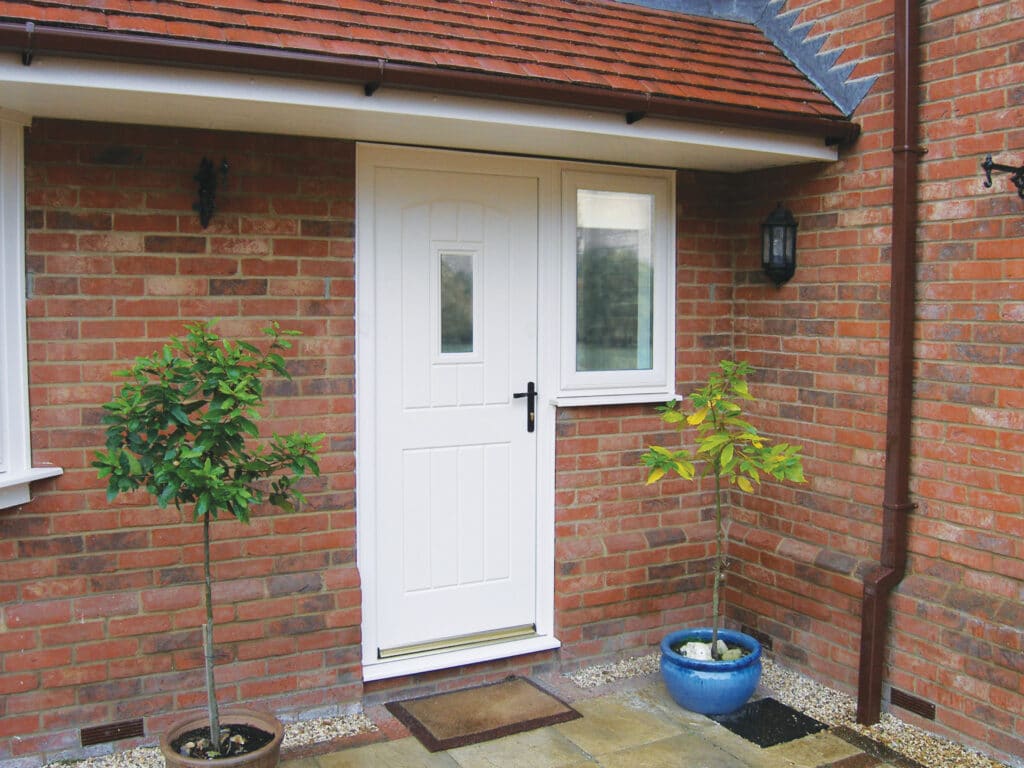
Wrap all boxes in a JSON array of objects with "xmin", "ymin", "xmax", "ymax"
[
  {"xmin": 890, "ymin": 688, "xmax": 935, "ymax": 720},
  {"xmin": 80, "ymin": 719, "xmax": 145, "ymax": 747},
  {"xmin": 740, "ymin": 625, "xmax": 773, "ymax": 651}
]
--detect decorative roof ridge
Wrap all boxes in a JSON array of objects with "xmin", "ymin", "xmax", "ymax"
[{"xmin": 615, "ymin": 0, "xmax": 877, "ymax": 117}]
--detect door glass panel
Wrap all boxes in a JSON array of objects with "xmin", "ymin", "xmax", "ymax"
[
  {"xmin": 440, "ymin": 251, "xmax": 474, "ymax": 353},
  {"xmin": 575, "ymin": 190, "xmax": 654, "ymax": 371}
]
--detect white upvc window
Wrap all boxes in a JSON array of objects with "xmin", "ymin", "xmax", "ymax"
[
  {"xmin": 556, "ymin": 169, "xmax": 676, "ymax": 405},
  {"xmin": 0, "ymin": 113, "xmax": 62, "ymax": 509}
]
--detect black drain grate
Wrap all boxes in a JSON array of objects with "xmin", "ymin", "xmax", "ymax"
[{"xmin": 710, "ymin": 697, "xmax": 828, "ymax": 747}]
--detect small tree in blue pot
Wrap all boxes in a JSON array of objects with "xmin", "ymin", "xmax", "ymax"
[{"xmin": 641, "ymin": 360, "xmax": 804, "ymax": 714}]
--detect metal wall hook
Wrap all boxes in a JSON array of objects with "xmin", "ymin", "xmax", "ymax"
[
  {"xmin": 981, "ymin": 154, "xmax": 1024, "ymax": 199},
  {"xmin": 193, "ymin": 157, "xmax": 229, "ymax": 228}
]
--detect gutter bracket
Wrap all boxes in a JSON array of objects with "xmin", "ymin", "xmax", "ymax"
[
  {"xmin": 625, "ymin": 93, "xmax": 652, "ymax": 125},
  {"xmin": 21, "ymin": 21, "xmax": 33, "ymax": 66},
  {"xmin": 364, "ymin": 59, "xmax": 386, "ymax": 97}
]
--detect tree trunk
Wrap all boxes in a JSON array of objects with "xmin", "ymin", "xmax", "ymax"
[
  {"xmin": 711, "ymin": 468, "xmax": 724, "ymax": 659},
  {"xmin": 203, "ymin": 511, "xmax": 221, "ymax": 752}
]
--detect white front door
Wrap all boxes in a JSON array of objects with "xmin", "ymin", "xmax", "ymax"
[{"xmin": 358, "ymin": 147, "xmax": 555, "ymax": 676}]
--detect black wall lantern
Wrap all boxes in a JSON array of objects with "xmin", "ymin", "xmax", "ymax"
[
  {"xmin": 193, "ymin": 157, "xmax": 229, "ymax": 229},
  {"xmin": 762, "ymin": 204, "xmax": 798, "ymax": 287}
]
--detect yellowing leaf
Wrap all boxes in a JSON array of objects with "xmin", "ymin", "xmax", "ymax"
[
  {"xmin": 646, "ymin": 467, "xmax": 666, "ymax": 484},
  {"xmin": 686, "ymin": 408, "xmax": 709, "ymax": 426},
  {"xmin": 673, "ymin": 460, "xmax": 695, "ymax": 480},
  {"xmin": 737, "ymin": 476, "xmax": 754, "ymax": 493}
]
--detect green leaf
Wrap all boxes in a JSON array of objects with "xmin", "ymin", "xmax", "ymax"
[
  {"xmin": 720, "ymin": 443, "xmax": 734, "ymax": 467},
  {"xmin": 731, "ymin": 379, "xmax": 752, "ymax": 400}
]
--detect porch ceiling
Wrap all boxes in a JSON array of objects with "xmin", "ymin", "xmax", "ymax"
[{"xmin": 0, "ymin": 0, "xmax": 856, "ymax": 169}]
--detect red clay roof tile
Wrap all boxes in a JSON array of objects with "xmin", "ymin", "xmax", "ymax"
[{"xmin": 0, "ymin": 0, "xmax": 847, "ymax": 122}]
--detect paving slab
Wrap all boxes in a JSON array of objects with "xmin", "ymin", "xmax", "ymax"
[
  {"xmin": 447, "ymin": 726, "xmax": 594, "ymax": 768},
  {"xmin": 599, "ymin": 731, "xmax": 749, "ymax": 768},
  {"xmin": 553, "ymin": 692, "xmax": 685, "ymax": 756},
  {"xmin": 765, "ymin": 731, "xmax": 863, "ymax": 768},
  {"xmin": 312, "ymin": 736, "xmax": 459, "ymax": 768}
]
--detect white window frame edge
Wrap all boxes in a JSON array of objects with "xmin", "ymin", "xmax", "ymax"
[
  {"xmin": 555, "ymin": 168, "xmax": 676, "ymax": 407},
  {"xmin": 0, "ymin": 112, "xmax": 62, "ymax": 509}
]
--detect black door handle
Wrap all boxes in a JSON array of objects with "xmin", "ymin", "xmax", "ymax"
[{"xmin": 513, "ymin": 381, "xmax": 536, "ymax": 433}]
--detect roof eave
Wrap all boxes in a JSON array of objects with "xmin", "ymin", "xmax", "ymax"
[{"xmin": 0, "ymin": 21, "xmax": 860, "ymax": 146}]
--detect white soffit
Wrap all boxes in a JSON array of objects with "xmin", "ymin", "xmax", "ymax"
[{"xmin": 0, "ymin": 56, "xmax": 837, "ymax": 171}]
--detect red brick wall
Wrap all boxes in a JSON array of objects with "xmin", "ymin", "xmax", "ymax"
[
  {"xmin": 720, "ymin": 1, "xmax": 1023, "ymax": 764},
  {"xmin": 3, "ymin": 121, "xmax": 361, "ymax": 762},
  {"xmin": 4, "ymin": 1, "xmax": 1022, "ymax": 758},
  {"xmin": 5, "ymin": 120, "xmax": 748, "ymax": 764}
]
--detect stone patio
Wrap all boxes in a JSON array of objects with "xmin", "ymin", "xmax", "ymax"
[{"xmin": 282, "ymin": 679, "xmax": 907, "ymax": 768}]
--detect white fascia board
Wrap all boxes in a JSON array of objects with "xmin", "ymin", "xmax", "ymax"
[{"xmin": 0, "ymin": 56, "xmax": 836, "ymax": 171}]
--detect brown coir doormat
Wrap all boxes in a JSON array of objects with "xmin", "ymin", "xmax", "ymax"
[{"xmin": 385, "ymin": 676, "xmax": 581, "ymax": 752}]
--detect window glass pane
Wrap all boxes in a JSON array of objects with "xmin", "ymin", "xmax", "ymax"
[
  {"xmin": 575, "ymin": 190, "xmax": 654, "ymax": 371},
  {"xmin": 440, "ymin": 251, "xmax": 474, "ymax": 353}
]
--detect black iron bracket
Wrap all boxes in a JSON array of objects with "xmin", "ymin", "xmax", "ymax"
[
  {"xmin": 981, "ymin": 154, "xmax": 1024, "ymax": 199},
  {"xmin": 21, "ymin": 21, "xmax": 34, "ymax": 65},
  {"xmin": 193, "ymin": 157, "xmax": 229, "ymax": 228}
]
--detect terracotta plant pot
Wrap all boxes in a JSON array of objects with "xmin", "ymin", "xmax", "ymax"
[{"xmin": 160, "ymin": 707, "xmax": 284, "ymax": 768}]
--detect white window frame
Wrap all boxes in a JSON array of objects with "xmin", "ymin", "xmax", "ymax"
[
  {"xmin": 555, "ymin": 168, "xmax": 676, "ymax": 406},
  {"xmin": 0, "ymin": 113, "xmax": 62, "ymax": 509}
]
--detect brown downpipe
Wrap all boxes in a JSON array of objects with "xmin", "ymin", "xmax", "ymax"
[
  {"xmin": 856, "ymin": 0, "xmax": 920, "ymax": 725},
  {"xmin": 0, "ymin": 21, "xmax": 860, "ymax": 145}
]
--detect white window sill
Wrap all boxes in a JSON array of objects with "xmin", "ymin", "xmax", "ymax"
[
  {"xmin": 0, "ymin": 466, "xmax": 64, "ymax": 509},
  {"xmin": 552, "ymin": 392, "xmax": 681, "ymax": 408}
]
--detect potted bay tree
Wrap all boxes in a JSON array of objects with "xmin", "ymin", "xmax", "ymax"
[
  {"xmin": 93, "ymin": 321, "xmax": 322, "ymax": 766},
  {"xmin": 641, "ymin": 360, "xmax": 805, "ymax": 715}
]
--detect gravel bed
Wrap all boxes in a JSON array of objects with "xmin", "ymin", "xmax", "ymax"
[
  {"xmin": 759, "ymin": 658, "xmax": 1009, "ymax": 768},
  {"xmin": 280, "ymin": 712, "xmax": 377, "ymax": 749},
  {"xmin": 566, "ymin": 651, "xmax": 660, "ymax": 688},
  {"xmin": 42, "ymin": 713, "xmax": 377, "ymax": 768},
  {"xmin": 566, "ymin": 651, "xmax": 1010, "ymax": 768}
]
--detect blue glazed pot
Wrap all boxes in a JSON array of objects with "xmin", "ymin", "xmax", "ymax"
[{"xmin": 660, "ymin": 628, "xmax": 762, "ymax": 715}]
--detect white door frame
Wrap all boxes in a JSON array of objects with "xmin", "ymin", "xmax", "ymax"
[{"xmin": 355, "ymin": 144, "xmax": 561, "ymax": 681}]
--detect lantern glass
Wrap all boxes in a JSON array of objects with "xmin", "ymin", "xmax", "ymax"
[{"xmin": 761, "ymin": 205, "xmax": 797, "ymax": 286}]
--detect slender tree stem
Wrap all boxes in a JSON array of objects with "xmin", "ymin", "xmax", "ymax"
[
  {"xmin": 203, "ymin": 511, "xmax": 221, "ymax": 752},
  {"xmin": 711, "ymin": 466, "xmax": 724, "ymax": 659}
]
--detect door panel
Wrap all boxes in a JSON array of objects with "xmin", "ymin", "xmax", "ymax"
[{"xmin": 372, "ymin": 167, "xmax": 538, "ymax": 656}]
